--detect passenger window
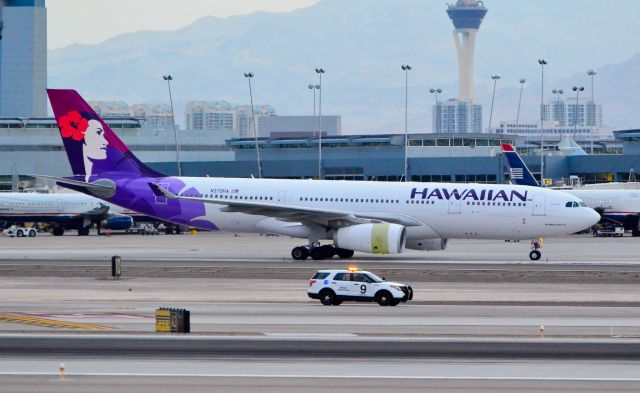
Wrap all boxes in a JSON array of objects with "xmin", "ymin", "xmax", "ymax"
[
  {"xmin": 333, "ymin": 273, "xmax": 349, "ymax": 281},
  {"xmin": 312, "ymin": 272, "xmax": 330, "ymax": 280}
]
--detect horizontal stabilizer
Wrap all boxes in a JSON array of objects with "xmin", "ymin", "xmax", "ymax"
[{"xmin": 31, "ymin": 175, "xmax": 116, "ymax": 198}]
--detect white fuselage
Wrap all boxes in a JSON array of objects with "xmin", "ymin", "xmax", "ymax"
[
  {"xmin": 158, "ymin": 178, "xmax": 599, "ymax": 241},
  {"xmin": 0, "ymin": 192, "xmax": 137, "ymax": 219},
  {"xmin": 568, "ymin": 189, "xmax": 640, "ymax": 218}
]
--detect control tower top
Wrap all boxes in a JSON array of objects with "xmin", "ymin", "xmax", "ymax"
[{"xmin": 446, "ymin": 0, "xmax": 488, "ymax": 30}]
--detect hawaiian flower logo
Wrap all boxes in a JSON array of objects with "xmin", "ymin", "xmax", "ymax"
[{"xmin": 58, "ymin": 111, "xmax": 89, "ymax": 141}]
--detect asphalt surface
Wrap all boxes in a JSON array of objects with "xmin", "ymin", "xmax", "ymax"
[
  {"xmin": 3, "ymin": 232, "xmax": 640, "ymax": 391},
  {"xmin": 2, "ymin": 357, "xmax": 640, "ymax": 392}
]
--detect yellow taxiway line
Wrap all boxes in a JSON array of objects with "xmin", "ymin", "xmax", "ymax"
[{"xmin": 0, "ymin": 313, "xmax": 112, "ymax": 330}]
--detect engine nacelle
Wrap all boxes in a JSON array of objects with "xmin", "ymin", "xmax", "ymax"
[
  {"xmin": 333, "ymin": 223, "xmax": 406, "ymax": 254},
  {"xmin": 103, "ymin": 215, "xmax": 134, "ymax": 230},
  {"xmin": 405, "ymin": 238, "xmax": 448, "ymax": 251}
]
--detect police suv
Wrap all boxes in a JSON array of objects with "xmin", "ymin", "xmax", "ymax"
[{"xmin": 307, "ymin": 268, "xmax": 413, "ymax": 306}]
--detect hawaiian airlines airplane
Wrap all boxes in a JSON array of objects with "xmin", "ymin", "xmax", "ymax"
[
  {"xmin": 501, "ymin": 143, "xmax": 640, "ymax": 233},
  {"xmin": 0, "ymin": 192, "xmax": 139, "ymax": 236},
  {"xmin": 41, "ymin": 89, "xmax": 599, "ymax": 260}
]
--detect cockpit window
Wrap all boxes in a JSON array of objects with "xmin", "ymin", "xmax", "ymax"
[
  {"xmin": 565, "ymin": 202, "xmax": 573, "ymax": 208},
  {"xmin": 565, "ymin": 201, "xmax": 581, "ymax": 208},
  {"xmin": 579, "ymin": 202, "xmax": 587, "ymax": 207}
]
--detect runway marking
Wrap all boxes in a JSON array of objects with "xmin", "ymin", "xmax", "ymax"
[
  {"xmin": 1, "ymin": 372, "xmax": 640, "ymax": 381},
  {"xmin": 0, "ymin": 314, "xmax": 112, "ymax": 330}
]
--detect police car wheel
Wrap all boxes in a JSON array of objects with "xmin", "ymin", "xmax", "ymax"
[
  {"xmin": 291, "ymin": 246, "xmax": 309, "ymax": 260},
  {"xmin": 375, "ymin": 291, "xmax": 392, "ymax": 306},
  {"xmin": 529, "ymin": 250, "xmax": 541, "ymax": 261},
  {"xmin": 319, "ymin": 289, "xmax": 336, "ymax": 306}
]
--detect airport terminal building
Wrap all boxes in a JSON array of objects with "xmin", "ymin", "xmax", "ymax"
[{"xmin": 0, "ymin": 115, "xmax": 638, "ymax": 190}]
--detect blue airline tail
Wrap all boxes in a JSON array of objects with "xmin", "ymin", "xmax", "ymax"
[{"xmin": 501, "ymin": 144, "xmax": 540, "ymax": 187}]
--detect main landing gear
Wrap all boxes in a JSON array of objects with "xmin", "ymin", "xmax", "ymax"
[
  {"xmin": 291, "ymin": 244, "xmax": 355, "ymax": 261},
  {"xmin": 529, "ymin": 238, "xmax": 543, "ymax": 261}
]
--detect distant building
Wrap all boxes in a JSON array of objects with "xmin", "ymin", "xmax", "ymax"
[
  {"xmin": 542, "ymin": 98, "xmax": 602, "ymax": 128},
  {"xmin": 493, "ymin": 120, "xmax": 613, "ymax": 140},
  {"xmin": 89, "ymin": 100, "xmax": 174, "ymax": 129},
  {"xmin": 258, "ymin": 115, "xmax": 341, "ymax": 138},
  {"xmin": 184, "ymin": 100, "xmax": 275, "ymax": 136},
  {"xmin": 433, "ymin": 99, "xmax": 482, "ymax": 133},
  {"xmin": 0, "ymin": 0, "xmax": 47, "ymax": 117}
]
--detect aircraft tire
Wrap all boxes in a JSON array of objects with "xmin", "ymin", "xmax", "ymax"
[
  {"xmin": 529, "ymin": 250, "xmax": 541, "ymax": 261},
  {"xmin": 320, "ymin": 245, "xmax": 336, "ymax": 259},
  {"xmin": 291, "ymin": 246, "xmax": 309, "ymax": 260},
  {"xmin": 336, "ymin": 248, "xmax": 355, "ymax": 259},
  {"xmin": 310, "ymin": 247, "xmax": 326, "ymax": 260}
]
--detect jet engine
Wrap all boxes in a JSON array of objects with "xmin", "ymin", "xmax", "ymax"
[
  {"xmin": 405, "ymin": 238, "xmax": 448, "ymax": 251},
  {"xmin": 333, "ymin": 223, "xmax": 406, "ymax": 254},
  {"xmin": 103, "ymin": 215, "xmax": 134, "ymax": 230}
]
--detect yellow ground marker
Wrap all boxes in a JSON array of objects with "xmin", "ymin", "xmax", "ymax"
[{"xmin": 0, "ymin": 313, "xmax": 112, "ymax": 330}]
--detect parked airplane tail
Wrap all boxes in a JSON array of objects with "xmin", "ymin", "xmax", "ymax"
[
  {"xmin": 500, "ymin": 144, "xmax": 539, "ymax": 187},
  {"xmin": 47, "ymin": 89, "xmax": 164, "ymax": 181}
]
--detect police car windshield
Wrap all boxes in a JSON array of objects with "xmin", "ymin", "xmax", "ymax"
[{"xmin": 363, "ymin": 272, "xmax": 384, "ymax": 283}]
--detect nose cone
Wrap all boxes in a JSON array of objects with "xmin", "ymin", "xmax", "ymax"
[{"xmin": 579, "ymin": 208, "xmax": 601, "ymax": 230}]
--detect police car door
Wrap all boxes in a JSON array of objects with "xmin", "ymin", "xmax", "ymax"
[
  {"xmin": 332, "ymin": 273, "xmax": 353, "ymax": 296},
  {"xmin": 351, "ymin": 273, "xmax": 374, "ymax": 298}
]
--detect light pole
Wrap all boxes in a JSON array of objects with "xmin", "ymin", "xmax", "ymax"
[
  {"xmin": 429, "ymin": 88, "xmax": 442, "ymax": 132},
  {"xmin": 162, "ymin": 74, "xmax": 181, "ymax": 177},
  {"xmin": 516, "ymin": 78, "xmax": 526, "ymax": 130},
  {"xmin": 538, "ymin": 59, "xmax": 547, "ymax": 185},
  {"xmin": 552, "ymin": 88, "xmax": 563, "ymax": 126},
  {"xmin": 244, "ymin": 72, "xmax": 262, "ymax": 179},
  {"xmin": 401, "ymin": 64, "xmax": 412, "ymax": 182},
  {"xmin": 587, "ymin": 69, "xmax": 597, "ymax": 154},
  {"xmin": 572, "ymin": 86, "xmax": 584, "ymax": 140},
  {"xmin": 488, "ymin": 74, "xmax": 501, "ymax": 133},
  {"xmin": 308, "ymin": 84, "xmax": 320, "ymax": 137},
  {"xmin": 315, "ymin": 68, "xmax": 325, "ymax": 180}
]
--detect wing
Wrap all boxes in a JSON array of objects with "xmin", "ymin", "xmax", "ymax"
[{"xmin": 148, "ymin": 183, "xmax": 422, "ymax": 228}]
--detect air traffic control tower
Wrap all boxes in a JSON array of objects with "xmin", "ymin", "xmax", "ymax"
[
  {"xmin": 0, "ymin": 0, "xmax": 47, "ymax": 117},
  {"xmin": 447, "ymin": 0, "xmax": 487, "ymax": 102}
]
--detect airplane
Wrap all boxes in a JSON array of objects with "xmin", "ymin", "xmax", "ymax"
[
  {"xmin": 40, "ymin": 89, "xmax": 599, "ymax": 260},
  {"xmin": 501, "ymin": 143, "xmax": 640, "ymax": 234},
  {"xmin": 0, "ymin": 192, "xmax": 138, "ymax": 236}
]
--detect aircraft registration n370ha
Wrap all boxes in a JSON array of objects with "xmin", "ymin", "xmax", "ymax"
[{"xmin": 41, "ymin": 89, "xmax": 600, "ymax": 261}]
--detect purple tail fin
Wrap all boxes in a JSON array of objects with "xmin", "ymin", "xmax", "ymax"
[{"xmin": 47, "ymin": 89, "xmax": 164, "ymax": 181}]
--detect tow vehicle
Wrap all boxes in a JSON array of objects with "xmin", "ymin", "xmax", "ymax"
[
  {"xmin": 307, "ymin": 268, "xmax": 413, "ymax": 306},
  {"xmin": 593, "ymin": 224, "xmax": 624, "ymax": 237},
  {"xmin": 3, "ymin": 225, "xmax": 37, "ymax": 238}
]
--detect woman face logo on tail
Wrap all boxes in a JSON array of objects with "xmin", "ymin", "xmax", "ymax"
[{"xmin": 58, "ymin": 111, "xmax": 110, "ymax": 182}]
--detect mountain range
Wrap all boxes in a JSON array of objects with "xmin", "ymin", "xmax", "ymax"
[{"xmin": 48, "ymin": 0, "xmax": 640, "ymax": 132}]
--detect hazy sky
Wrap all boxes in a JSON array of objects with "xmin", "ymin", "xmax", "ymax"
[{"xmin": 47, "ymin": 0, "xmax": 320, "ymax": 49}]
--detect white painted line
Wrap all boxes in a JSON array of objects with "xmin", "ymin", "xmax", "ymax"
[
  {"xmin": 1, "ymin": 372, "xmax": 640, "ymax": 381},
  {"xmin": 263, "ymin": 333, "xmax": 358, "ymax": 338}
]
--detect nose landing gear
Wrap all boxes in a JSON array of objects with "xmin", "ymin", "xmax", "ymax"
[{"xmin": 529, "ymin": 238, "xmax": 543, "ymax": 261}]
